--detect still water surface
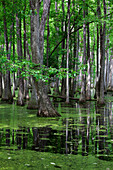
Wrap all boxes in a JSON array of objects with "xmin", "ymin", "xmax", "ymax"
[{"xmin": 1, "ymin": 98, "xmax": 113, "ymax": 169}]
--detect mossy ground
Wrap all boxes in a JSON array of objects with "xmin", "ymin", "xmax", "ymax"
[{"xmin": 1, "ymin": 150, "xmax": 113, "ymax": 170}]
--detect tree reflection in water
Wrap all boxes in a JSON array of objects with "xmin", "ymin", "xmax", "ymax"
[
  {"xmin": 96, "ymin": 104, "xmax": 112, "ymax": 160},
  {"xmin": 0, "ymin": 102, "xmax": 113, "ymax": 161}
]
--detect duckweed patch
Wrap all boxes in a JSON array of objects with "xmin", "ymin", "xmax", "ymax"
[{"xmin": 0, "ymin": 99, "xmax": 113, "ymax": 169}]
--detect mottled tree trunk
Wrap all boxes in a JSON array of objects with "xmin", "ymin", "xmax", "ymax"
[
  {"xmin": 98, "ymin": 0, "xmax": 106, "ymax": 104},
  {"xmin": 30, "ymin": 0, "xmax": 60, "ymax": 116},
  {"xmin": 66, "ymin": 0, "xmax": 70, "ymax": 103},
  {"xmin": 16, "ymin": 12, "xmax": 24, "ymax": 106},
  {"xmin": 0, "ymin": 72, "xmax": 2, "ymax": 98},
  {"xmin": 70, "ymin": 33, "xmax": 76, "ymax": 97},
  {"xmin": 91, "ymin": 28, "xmax": 95, "ymax": 97},
  {"xmin": 108, "ymin": 53, "xmax": 113, "ymax": 90},
  {"xmin": 17, "ymin": 72, "xmax": 25, "ymax": 106},
  {"xmin": 0, "ymin": 38, "xmax": 3, "ymax": 98},
  {"xmin": 27, "ymin": 0, "xmax": 40, "ymax": 108},
  {"xmin": 86, "ymin": 8, "xmax": 91, "ymax": 100},
  {"xmin": 95, "ymin": 0, "xmax": 101, "ymax": 101},
  {"xmin": 27, "ymin": 79, "xmax": 38, "ymax": 109},
  {"xmin": 75, "ymin": 29, "xmax": 80, "ymax": 93},
  {"xmin": 12, "ymin": 73, "xmax": 16, "ymax": 97},
  {"xmin": 23, "ymin": 0, "xmax": 29, "ymax": 100},
  {"xmin": 2, "ymin": 1, "xmax": 12, "ymax": 102},
  {"xmin": 104, "ymin": 35, "xmax": 109, "ymax": 92},
  {"xmin": 79, "ymin": 0, "xmax": 86, "ymax": 103},
  {"xmin": 70, "ymin": 1, "xmax": 78, "ymax": 97},
  {"xmin": 61, "ymin": 0, "xmax": 66, "ymax": 97},
  {"xmin": 53, "ymin": 1, "xmax": 60, "ymax": 95},
  {"xmin": 95, "ymin": 24, "xmax": 100, "ymax": 101},
  {"xmin": 12, "ymin": 7, "xmax": 16, "ymax": 97},
  {"xmin": 46, "ymin": 2, "xmax": 50, "ymax": 67},
  {"xmin": 2, "ymin": 71, "xmax": 12, "ymax": 102}
]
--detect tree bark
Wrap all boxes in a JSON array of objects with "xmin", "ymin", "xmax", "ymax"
[
  {"xmin": 79, "ymin": 0, "xmax": 86, "ymax": 103},
  {"xmin": 95, "ymin": 23, "xmax": 100, "ymax": 101},
  {"xmin": 86, "ymin": 8, "xmax": 91, "ymax": 100},
  {"xmin": 61, "ymin": 0, "xmax": 66, "ymax": 97},
  {"xmin": 16, "ymin": 12, "xmax": 25, "ymax": 106},
  {"xmin": 0, "ymin": 72, "xmax": 2, "ymax": 98},
  {"xmin": 23, "ymin": 0, "xmax": 29, "ymax": 100},
  {"xmin": 12, "ymin": 1, "xmax": 16, "ymax": 97},
  {"xmin": 30, "ymin": 0, "xmax": 60, "ymax": 117},
  {"xmin": 108, "ymin": 50, "xmax": 113, "ymax": 90},
  {"xmin": 27, "ymin": 79, "xmax": 39, "ymax": 109},
  {"xmin": 2, "ymin": 1, "xmax": 13, "ymax": 102},
  {"xmin": 104, "ymin": 35, "xmax": 109, "ymax": 92},
  {"xmin": 46, "ymin": 2, "xmax": 50, "ymax": 67},
  {"xmin": 66, "ymin": 0, "xmax": 71, "ymax": 103},
  {"xmin": 0, "ymin": 37, "xmax": 3, "ymax": 98},
  {"xmin": 98, "ymin": 0, "xmax": 106, "ymax": 104}
]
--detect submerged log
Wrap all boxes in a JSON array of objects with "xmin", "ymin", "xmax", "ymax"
[{"xmin": 48, "ymin": 95, "xmax": 96, "ymax": 101}]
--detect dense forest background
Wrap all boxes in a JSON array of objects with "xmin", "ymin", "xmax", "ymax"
[{"xmin": 0, "ymin": 0, "xmax": 113, "ymax": 116}]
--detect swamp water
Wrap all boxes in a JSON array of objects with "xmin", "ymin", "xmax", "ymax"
[{"xmin": 1, "ymin": 97, "xmax": 113, "ymax": 169}]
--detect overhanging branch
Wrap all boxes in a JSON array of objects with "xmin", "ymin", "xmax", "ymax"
[{"xmin": 49, "ymin": 11, "xmax": 113, "ymax": 58}]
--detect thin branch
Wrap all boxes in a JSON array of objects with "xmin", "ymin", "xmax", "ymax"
[{"xmin": 49, "ymin": 11, "xmax": 113, "ymax": 58}]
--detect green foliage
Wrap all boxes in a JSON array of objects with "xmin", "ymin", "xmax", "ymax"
[
  {"xmin": 0, "ymin": 0, "xmax": 113, "ymax": 93},
  {"xmin": 0, "ymin": 54, "xmax": 81, "ymax": 82}
]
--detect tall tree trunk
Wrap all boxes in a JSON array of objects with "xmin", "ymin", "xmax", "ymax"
[
  {"xmin": 70, "ymin": 32, "xmax": 76, "ymax": 97},
  {"xmin": 16, "ymin": 12, "xmax": 24, "ymax": 106},
  {"xmin": 0, "ymin": 37, "xmax": 3, "ymax": 97},
  {"xmin": 95, "ymin": 23, "xmax": 100, "ymax": 100},
  {"xmin": 91, "ymin": 28, "xmax": 95, "ymax": 97},
  {"xmin": 53, "ymin": 1, "xmax": 60, "ymax": 95},
  {"xmin": 104, "ymin": 34, "xmax": 109, "ymax": 92},
  {"xmin": 98, "ymin": 0, "xmax": 106, "ymax": 104},
  {"xmin": 108, "ymin": 49, "xmax": 113, "ymax": 90},
  {"xmin": 61, "ymin": 0, "xmax": 66, "ymax": 96},
  {"xmin": 2, "ymin": 1, "xmax": 12, "ymax": 102},
  {"xmin": 27, "ymin": 0, "xmax": 40, "ymax": 109},
  {"xmin": 79, "ymin": 0, "xmax": 86, "ymax": 103},
  {"xmin": 30, "ymin": 0, "xmax": 60, "ymax": 117},
  {"xmin": 0, "ymin": 72, "xmax": 2, "ymax": 98},
  {"xmin": 12, "ymin": 0, "xmax": 16, "ymax": 97},
  {"xmin": 75, "ymin": 29, "xmax": 80, "ymax": 94},
  {"xmin": 46, "ymin": 2, "xmax": 50, "ymax": 67},
  {"xmin": 86, "ymin": 8, "xmax": 91, "ymax": 100},
  {"xmin": 66, "ymin": 0, "xmax": 70, "ymax": 103},
  {"xmin": 23, "ymin": 0, "xmax": 29, "ymax": 100}
]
